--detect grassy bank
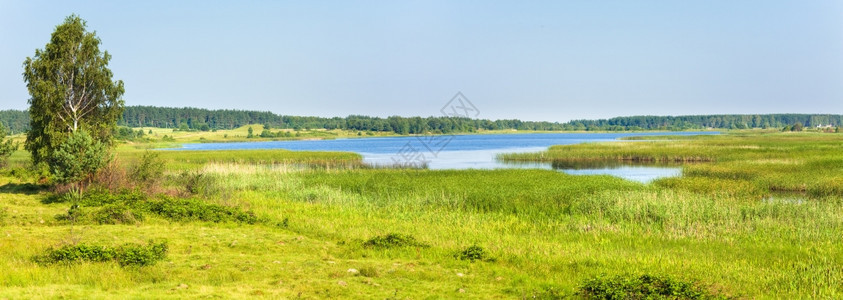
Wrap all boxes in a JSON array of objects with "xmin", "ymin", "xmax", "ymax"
[
  {"xmin": 0, "ymin": 132, "xmax": 841, "ymax": 298},
  {"xmin": 500, "ymin": 132, "xmax": 843, "ymax": 198}
]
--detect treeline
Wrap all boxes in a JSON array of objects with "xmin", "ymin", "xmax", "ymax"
[
  {"xmin": 0, "ymin": 110, "xmax": 30, "ymax": 134},
  {"xmin": 2, "ymin": 107, "xmax": 842, "ymax": 134},
  {"xmin": 566, "ymin": 114, "xmax": 843, "ymax": 131},
  {"xmin": 118, "ymin": 106, "xmax": 565, "ymax": 133}
]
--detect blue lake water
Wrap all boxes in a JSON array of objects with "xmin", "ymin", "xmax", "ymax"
[{"xmin": 170, "ymin": 132, "xmax": 717, "ymax": 183}]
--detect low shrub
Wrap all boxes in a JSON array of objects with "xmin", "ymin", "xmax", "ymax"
[
  {"xmin": 34, "ymin": 241, "xmax": 167, "ymax": 267},
  {"xmin": 578, "ymin": 274, "xmax": 728, "ymax": 299},
  {"xmin": 358, "ymin": 266, "xmax": 379, "ymax": 277},
  {"xmin": 91, "ymin": 203, "xmax": 144, "ymax": 225},
  {"xmin": 363, "ymin": 233, "xmax": 428, "ymax": 248},
  {"xmin": 178, "ymin": 171, "xmax": 217, "ymax": 196},
  {"xmin": 130, "ymin": 151, "xmax": 165, "ymax": 189},
  {"xmin": 80, "ymin": 189, "xmax": 146, "ymax": 207},
  {"xmin": 94, "ymin": 159, "xmax": 130, "ymax": 192},
  {"xmin": 454, "ymin": 245, "xmax": 495, "ymax": 262},
  {"xmin": 50, "ymin": 189, "xmax": 257, "ymax": 225},
  {"xmin": 115, "ymin": 241, "xmax": 168, "ymax": 267},
  {"xmin": 142, "ymin": 197, "xmax": 258, "ymax": 224}
]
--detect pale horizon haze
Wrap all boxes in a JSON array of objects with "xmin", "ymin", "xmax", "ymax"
[{"xmin": 1, "ymin": 1, "xmax": 841, "ymax": 122}]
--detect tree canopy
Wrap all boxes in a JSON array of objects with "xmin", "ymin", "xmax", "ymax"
[
  {"xmin": 22, "ymin": 15, "xmax": 124, "ymax": 166},
  {"xmin": 2, "ymin": 107, "xmax": 842, "ymax": 135}
]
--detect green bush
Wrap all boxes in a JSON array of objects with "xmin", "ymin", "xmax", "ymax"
[
  {"xmin": 143, "ymin": 197, "xmax": 258, "ymax": 224},
  {"xmin": 578, "ymin": 274, "xmax": 727, "ymax": 300},
  {"xmin": 363, "ymin": 233, "xmax": 428, "ymax": 248},
  {"xmin": 34, "ymin": 241, "xmax": 167, "ymax": 267},
  {"xmin": 50, "ymin": 189, "xmax": 256, "ymax": 225},
  {"xmin": 35, "ymin": 244, "xmax": 116, "ymax": 264},
  {"xmin": 178, "ymin": 171, "xmax": 217, "ymax": 196},
  {"xmin": 116, "ymin": 241, "xmax": 168, "ymax": 266},
  {"xmin": 82, "ymin": 189, "xmax": 145, "ymax": 206},
  {"xmin": 130, "ymin": 151, "xmax": 165, "ymax": 187},
  {"xmin": 454, "ymin": 245, "xmax": 494, "ymax": 262},
  {"xmin": 50, "ymin": 130, "xmax": 112, "ymax": 184},
  {"xmin": 92, "ymin": 203, "xmax": 144, "ymax": 225}
]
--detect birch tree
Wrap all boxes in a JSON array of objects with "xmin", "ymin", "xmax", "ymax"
[{"xmin": 23, "ymin": 15, "xmax": 124, "ymax": 167}]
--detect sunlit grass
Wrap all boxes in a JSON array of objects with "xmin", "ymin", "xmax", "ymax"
[{"xmin": 1, "ymin": 131, "xmax": 842, "ymax": 298}]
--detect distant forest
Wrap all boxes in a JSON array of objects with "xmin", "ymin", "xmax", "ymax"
[{"xmin": 1, "ymin": 106, "xmax": 841, "ymax": 134}]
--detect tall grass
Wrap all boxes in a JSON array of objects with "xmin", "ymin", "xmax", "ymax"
[
  {"xmin": 500, "ymin": 132, "xmax": 843, "ymax": 198},
  {"xmin": 1, "ymin": 132, "xmax": 842, "ymax": 298}
]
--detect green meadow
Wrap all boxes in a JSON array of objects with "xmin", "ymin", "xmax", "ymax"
[{"xmin": 0, "ymin": 131, "xmax": 841, "ymax": 298}]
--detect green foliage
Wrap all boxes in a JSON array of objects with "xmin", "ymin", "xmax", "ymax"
[
  {"xmin": 50, "ymin": 130, "xmax": 111, "ymax": 184},
  {"xmin": 91, "ymin": 203, "xmax": 144, "ymax": 225},
  {"xmin": 178, "ymin": 171, "xmax": 216, "ymax": 196},
  {"xmin": 0, "ymin": 123, "xmax": 16, "ymax": 167},
  {"xmin": 34, "ymin": 241, "xmax": 167, "ymax": 267},
  {"xmin": 454, "ymin": 245, "xmax": 494, "ymax": 262},
  {"xmin": 49, "ymin": 188, "xmax": 256, "ymax": 224},
  {"xmin": 114, "ymin": 126, "xmax": 147, "ymax": 141},
  {"xmin": 578, "ymin": 274, "xmax": 726, "ymax": 299},
  {"xmin": 142, "ymin": 197, "xmax": 258, "ymax": 224},
  {"xmin": 116, "ymin": 241, "xmax": 168, "ymax": 267},
  {"xmin": 363, "ymin": 233, "xmax": 428, "ymax": 248},
  {"xmin": 80, "ymin": 188, "xmax": 145, "ymax": 207},
  {"xmin": 130, "ymin": 151, "xmax": 165, "ymax": 187},
  {"xmin": 247, "ymin": 126, "xmax": 254, "ymax": 138},
  {"xmin": 2, "ymin": 132, "xmax": 843, "ymax": 297},
  {"xmin": 23, "ymin": 15, "xmax": 124, "ymax": 166}
]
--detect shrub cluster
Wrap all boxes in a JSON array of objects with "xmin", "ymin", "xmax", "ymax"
[
  {"xmin": 578, "ymin": 274, "xmax": 727, "ymax": 299},
  {"xmin": 454, "ymin": 245, "xmax": 495, "ymax": 262},
  {"xmin": 363, "ymin": 233, "xmax": 428, "ymax": 248},
  {"xmin": 51, "ymin": 189, "xmax": 257, "ymax": 225},
  {"xmin": 142, "ymin": 197, "xmax": 258, "ymax": 224},
  {"xmin": 34, "ymin": 241, "xmax": 167, "ymax": 267},
  {"xmin": 129, "ymin": 151, "xmax": 165, "ymax": 189},
  {"xmin": 178, "ymin": 171, "xmax": 217, "ymax": 196}
]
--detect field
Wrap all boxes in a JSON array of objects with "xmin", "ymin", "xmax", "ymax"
[{"xmin": 0, "ymin": 131, "xmax": 841, "ymax": 298}]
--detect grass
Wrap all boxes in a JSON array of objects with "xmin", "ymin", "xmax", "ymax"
[
  {"xmin": 500, "ymin": 132, "xmax": 843, "ymax": 198},
  {"xmin": 0, "ymin": 131, "xmax": 841, "ymax": 298}
]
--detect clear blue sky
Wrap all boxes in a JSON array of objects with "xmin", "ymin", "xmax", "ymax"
[{"xmin": 1, "ymin": 1, "xmax": 841, "ymax": 122}]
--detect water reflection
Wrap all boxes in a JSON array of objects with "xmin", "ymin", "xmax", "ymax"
[
  {"xmin": 363, "ymin": 150, "xmax": 682, "ymax": 184},
  {"xmin": 762, "ymin": 192, "xmax": 807, "ymax": 204},
  {"xmin": 169, "ymin": 132, "xmax": 717, "ymax": 183},
  {"xmin": 545, "ymin": 161, "xmax": 683, "ymax": 184},
  {"xmin": 556, "ymin": 166, "xmax": 681, "ymax": 184}
]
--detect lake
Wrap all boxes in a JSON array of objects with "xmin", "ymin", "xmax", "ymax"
[{"xmin": 170, "ymin": 132, "xmax": 717, "ymax": 183}]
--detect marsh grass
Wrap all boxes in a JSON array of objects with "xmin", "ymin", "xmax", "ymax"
[
  {"xmin": 501, "ymin": 133, "xmax": 843, "ymax": 198},
  {"xmin": 1, "ymin": 133, "xmax": 842, "ymax": 298}
]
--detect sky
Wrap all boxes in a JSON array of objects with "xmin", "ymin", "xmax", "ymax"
[{"xmin": 1, "ymin": 1, "xmax": 841, "ymax": 122}]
